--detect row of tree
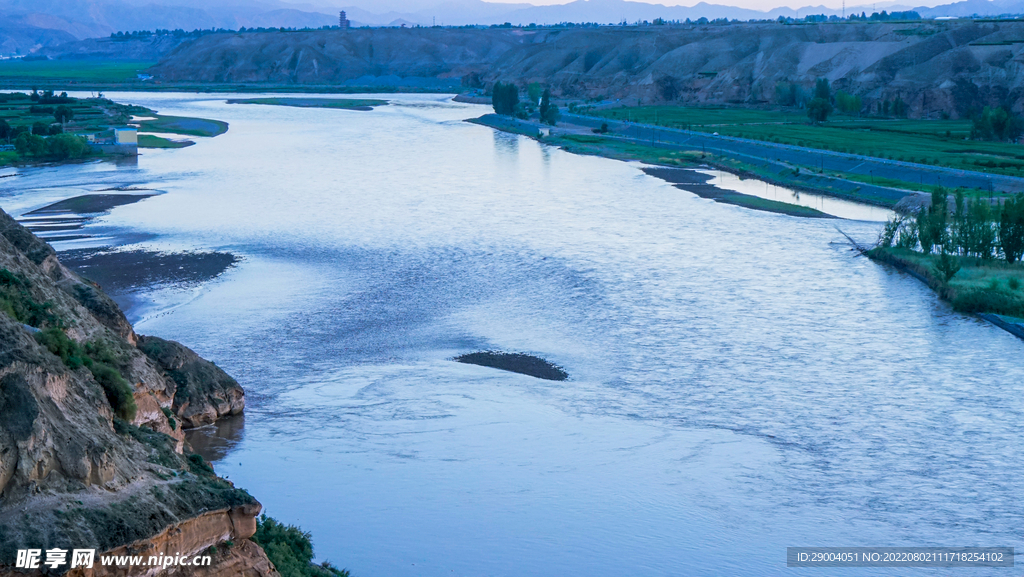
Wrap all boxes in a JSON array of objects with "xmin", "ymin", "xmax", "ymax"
[
  {"xmin": 12, "ymin": 133, "xmax": 89, "ymax": 160},
  {"xmin": 880, "ymin": 188, "xmax": 1024, "ymax": 265}
]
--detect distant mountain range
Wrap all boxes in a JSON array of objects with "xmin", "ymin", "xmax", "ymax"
[{"xmin": 2, "ymin": 0, "xmax": 1024, "ymax": 57}]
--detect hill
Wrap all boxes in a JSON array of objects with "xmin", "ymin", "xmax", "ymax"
[{"xmin": 146, "ymin": 21, "xmax": 1024, "ymax": 118}]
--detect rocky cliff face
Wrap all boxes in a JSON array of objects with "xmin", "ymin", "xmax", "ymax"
[
  {"xmin": 147, "ymin": 21, "xmax": 1024, "ymax": 117},
  {"xmin": 0, "ymin": 208, "xmax": 276, "ymax": 576}
]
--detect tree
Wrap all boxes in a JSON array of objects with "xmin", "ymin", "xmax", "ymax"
[
  {"xmin": 491, "ymin": 82, "xmax": 519, "ymax": 116},
  {"xmin": 31, "ymin": 121, "xmax": 50, "ymax": 136},
  {"xmin": 54, "ymin": 105, "xmax": 74, "ymax": 125},
  {"xmin": 45, "ymin": 134, "xmax": 87, "ymax": 160},
  {"xmin": 967, "ymin": 197, "xmax": 995, "ymax": 258},
  {"xmin": 971, "ymin": 106, "xmax": 1023, "ymax": 142},
  {"xmin": 539, "ymin": 88, "xmax": 560, "ymax": 125},
  {"xmin": 813, "ymin": 78, "xmax": 830, "ymax": 101},
  {"xmin": 0, "ymin": 119, "xmax": 9, "ymax": 142},
  {"xmin": 527, "ymin": 82, "xmax": 543, "ymax": 106},
  {"xmin": 775, "ymin": 82, "xmax": 803, "ymax": 107},
  {"xmin": 15, "ymin": 133, "xmax": 46, "ymax": 156},
  {"xmin": 835, "ymin": 90, "xmax": 862, "ymax": 115},
  {"xmin": 952, "ymin": 188, "xmax": 968, "ymax": 255},
  {"xmin": 807, "ymin": 98, "xmax": 832, "ymax": 123},
  {"xmin": 1000, "ymin": 194, "xmax": 1024, "ymax": 264},
  {"xmin": 934, "ymin": 250, "xmax": 961, "ymax": 282},
  {"xmin": 918, "ymin": 187, "xmax": 949, "ymax": 254},
  {"xmin": 806, "ymin": 78, "xmax": 832, "ymax": 122}
]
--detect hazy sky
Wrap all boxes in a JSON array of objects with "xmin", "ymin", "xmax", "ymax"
[{"xmin": 402, "ymin": 0, "xmax": 943, "ymax": 9}]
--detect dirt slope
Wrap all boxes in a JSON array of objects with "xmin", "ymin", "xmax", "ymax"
[{"xmin": 149, "ymin": 21, "xmax": 1024, "ymax": 117}]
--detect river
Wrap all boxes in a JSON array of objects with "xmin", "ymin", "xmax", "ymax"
[{"xmin": 2, "ymin": 93, "xmax": 1022, "ymax": 576}]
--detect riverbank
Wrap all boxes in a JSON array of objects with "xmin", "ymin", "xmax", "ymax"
[
  {"xmin": 866, "ymin": 247, "xmax": 1024, "ymax": 339},
  {"xmin": 0, "ymin": 91, "xmax": 226, "ymax": 165}
]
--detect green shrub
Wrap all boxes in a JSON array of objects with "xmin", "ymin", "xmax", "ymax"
[
  {"xmin": 161, "ymin": 406, "xmax": 178, "ymax": 430},
  {"xmin": 950, "ymin": 288, "xmax": 1024, "ymax": 315},
  {"xmin": 91, "ymin": 363, "xmax": 136, "ymax": 421},
  {"xmin": 0, "ymin": 268, "xmax": 58, "ymax": 327},
  {"xmin": 35, "ymin": 327, "xmax": 87, "ymax": 368},
  {"xmin": 252, "ymin": 515, "xmax": 349, "ymax": 577},
  {"xmin": 187, "ymin": 453, "xmax": 215, "ymax": 476},
  {"xmin": 1010, "ymin": 277, "xmax": 1021, "ymax": 290}
]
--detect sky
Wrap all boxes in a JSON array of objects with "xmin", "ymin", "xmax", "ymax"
[{"xmin": 327, "ymin": 0, "xmax": 960, "ymax": 12}]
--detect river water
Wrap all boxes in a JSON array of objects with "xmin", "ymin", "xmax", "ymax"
[{"xmin": 2, "ymin": 93, "xmax": 1022, "ymax": 576}]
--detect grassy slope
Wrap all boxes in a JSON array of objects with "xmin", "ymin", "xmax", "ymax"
[
  {"xmin": 591, "ymin": 106, "xmax": 1024, "ymax": 178},
  {"xmin": 227, "ymin": 97, "xmax": 387, "ymax": 109},
  {"xmin": 869, "ymin": 247, "xmax": 1024, "ymax": 318}
]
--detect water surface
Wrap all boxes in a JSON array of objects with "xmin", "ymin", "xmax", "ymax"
[{"xmin": 3, "ymin": 93, "xmax": 1022, "ymax": 576}]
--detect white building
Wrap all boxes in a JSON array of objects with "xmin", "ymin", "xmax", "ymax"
[{"xmin": 114, "ymin": 127, "xmax": 137, "ymax": 145}]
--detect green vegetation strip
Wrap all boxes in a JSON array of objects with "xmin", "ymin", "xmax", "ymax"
[
  {"xmin": 0, "ymin": 60, "xmax": 157, "ymax": 82},
  {"xmin": 137, "ymin": 115, "xmax": 229, "ymax": 137},
  {"xmin": 226, "ymin": 97, "xmax": 387, "ymax": 110},
  {"xmin": 138, "ymin": 134, "xmax": 194, "ymax": 149}
]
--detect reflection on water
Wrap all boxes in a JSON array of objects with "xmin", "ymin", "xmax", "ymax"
[
  {"xmin": 185, "ymin": 414, "xmax": 246, "ymax": 462},
  {"xmin": 2, "ymin": 93, "xmax": 1022, "ymax": 577},
  {"xmin": 699, "ymin": 169, "xmax": 894, "ymax": 221}
]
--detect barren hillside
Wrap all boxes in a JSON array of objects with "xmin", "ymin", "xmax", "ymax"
[{"xmin": 148, "ymin": 21, "xmax": 1024, "ymax": 117}]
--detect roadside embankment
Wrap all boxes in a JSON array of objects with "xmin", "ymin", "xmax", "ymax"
[{"xmin": 564, "ymin": 113, "xmax": 1024, "ymax": 198}]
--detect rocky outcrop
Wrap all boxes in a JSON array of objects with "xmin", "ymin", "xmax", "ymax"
[
  {"xmin": 0, "ymin": 208, "xmax": 271, "ymax": 575},
  {"xmin": 137, "ymin": 336, "xmax": 244, "ymax": 429},
  {"xmin": 148, "ymin": 21, "xmax": 1024, "ymax": 117}
]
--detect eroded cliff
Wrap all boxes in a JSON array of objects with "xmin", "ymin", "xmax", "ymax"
[{"xmin": 0, "ymin": 207, "xmax": 276, "ymax": 576}]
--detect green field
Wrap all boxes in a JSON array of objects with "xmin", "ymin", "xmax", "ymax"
[
  {"xmin": 0, "ymin": 60, "xmax": 157, "ymax": 82},
  {"xmin": 226, "ymin": 97, "xmax": 388, "ymax": 110},
  {"xmin": 590, "ymin": 106, "xmax": 1024, "ymax": 177},
  {"xmin": 138, "ymin": 134, "xmax": 194, "ymax": 149},
  {"xmin": 137, "ymin": 115, "xmax": 229, "ymax": 137}
]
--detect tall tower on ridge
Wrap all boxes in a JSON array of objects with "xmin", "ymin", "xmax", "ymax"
[{"xmin": 339, "ymin": 10, "xmax": 351, "ymax": 29}]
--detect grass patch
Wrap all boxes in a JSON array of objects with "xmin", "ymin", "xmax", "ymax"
[
  {"xmin": 590, "ymin": 105, "xmax": 1024, "ymax": 178},
  {"xmin": 137, "ymin": 115, "xmax": 228, "ymax": 137},
  {"xmin": 226, "ymin": 97, "xmax": 387, "ymax": 110},
  {"xmin": 869, "ymin": 247, "xmax": 1024, "ymax": 317},
  {"xmin": 714, "ymin": 192, "xmax": 831, "ymax": 217},
  {"xmin": 0, "ymin": 60, "xmax": 157, "ymax": 82},
  {"xmin": 138, "ymin": 134, "xmax": 194, "ymax": 148}
]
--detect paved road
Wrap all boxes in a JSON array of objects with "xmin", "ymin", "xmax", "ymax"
[{"xmin": 566, "ymin": 113, "xmax": 1024, "ymax": 195}]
